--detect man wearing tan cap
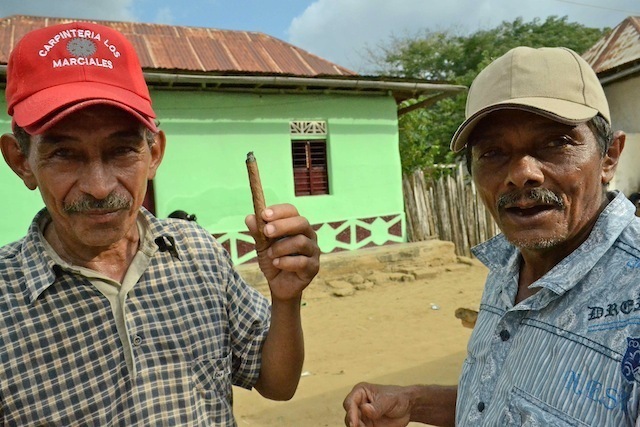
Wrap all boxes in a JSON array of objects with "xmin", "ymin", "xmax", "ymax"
[
  {"xmin": 0, "ymin": 22, "xmax": 320, "ymax": 426},
  {"xmin": 344, "ymin": 46, "xmax": 640, "ymax": 426}
]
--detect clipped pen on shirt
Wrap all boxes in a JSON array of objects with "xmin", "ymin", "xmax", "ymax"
[{"xmin": 246, "ymin": 152, "xmax": 268, "ymax": 247}]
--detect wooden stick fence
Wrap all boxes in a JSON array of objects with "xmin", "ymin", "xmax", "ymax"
[{"xmin": 403, "ymin": 164, "xmax": 499, "ymax": 256}]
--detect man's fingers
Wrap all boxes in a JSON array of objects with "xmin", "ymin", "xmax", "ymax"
[
  {"xmin": 360, "ymin": 403, "xmax": 381, "ymax": 421},
  {"xmin": 260, "ymin": 203, "xmax": 298, "ymax": 220},
  {"xmin": 259, "ymin": 203, "xmax": 317, "ymax": 241},
  {"xmin": 263, "ymin": 215, "xmax": 316, "ymax": 241},
  {"xmin": 267, "ymin": 233, "xmax": 316, "ymax": 257},
  {"xmin": 244, "ymin": 214, "xmax": 271, "ymax": 250},
  {"xmin": 344, "ymin": 401, "xmax": 364, "ymax": 427},
  {"xmin": 246, "ymin": 204, "xmax": 317, "ymax": 242},
  {"xmin": 343, "ymin": 386, "xmax": 373, "ymax": 427},
  {"xmin": 246, "ymin": 204, "xmax": 319, "ymax": 277},
  {"xmin": 344, "ymin": 408, "xmax": 360, "ymax": 427}
]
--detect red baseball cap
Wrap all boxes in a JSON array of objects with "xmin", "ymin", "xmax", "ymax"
[{"xmin": 6, "ymin": 21, "xmax": 158, "ymax": 135}]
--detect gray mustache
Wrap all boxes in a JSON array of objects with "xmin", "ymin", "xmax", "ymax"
[
  {"xmin": 496, "ymin": 188, "xmax": 564, "ymax": 210},
  {"xmin": 63, "ymin": 193, "xmax": 132, "ymax": 213}
]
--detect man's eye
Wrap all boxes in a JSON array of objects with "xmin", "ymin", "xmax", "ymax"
[
  {"xmin": 50, "ymin": 149, "xmax": 74, "ymax": 159},
  {"xmin": 479, "ymin": 149, "xmax": 500, "ymax": 159},
  {"xmin": 546, "ymin": 136, "xmax": 572, "ymax": 148},
  {"xmin": 113, "ymin": 146, "xmax": 138, "ymax": 156}
]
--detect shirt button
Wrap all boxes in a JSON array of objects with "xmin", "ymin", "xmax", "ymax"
[
  {"xmin": 477, "ymin": 401, "xmax": 485, "ymax": 412},
  {"xmin": 132, "ymin": 335, "xmax": 143, "ymax": 346},
  {"xmin": 500, "ymin": 329, "xmax": 510, "ymax": 341}
]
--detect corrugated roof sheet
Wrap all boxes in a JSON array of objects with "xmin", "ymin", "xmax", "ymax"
[
  {"xmin": 583, "ymin": 16, "xmax": 640, "ymax": 75},
  {"xmin": 0, "ymin": 15, "xmax": 356, "ymax": 77}
]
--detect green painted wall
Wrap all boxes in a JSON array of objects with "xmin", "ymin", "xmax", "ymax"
[
  {"xmin": 0, "ymin": 90, "xmax": 406, "ymax": 262},
  {"xmin": 0, "ymin": 104, "xmax": 46, "ymax": 244}
]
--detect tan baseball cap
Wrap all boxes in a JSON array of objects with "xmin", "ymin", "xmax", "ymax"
[{"xmin": 450, "ymin": 46, "xmax": 610, "ymax": 152}]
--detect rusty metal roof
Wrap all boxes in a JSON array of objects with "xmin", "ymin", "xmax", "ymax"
[
  {"xmin": 583, "ymin": 16, "xmax": 640, "ymax": 78},
  {"xmin": 0, "ymin": 15, "xmax": 355, "ymax": 76},
  {"xmin": 0, "ymin": 15, "xmax": 467, "ymax": 104}
]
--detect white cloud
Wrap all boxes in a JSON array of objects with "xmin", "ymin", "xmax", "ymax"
[
  {"xmin": 154, "ymin": 6, "xmax": 175, "ymax": 25},
  {"xmin": 0, "ymin": 0, "xmax": 136, "ymax": 22},
  {"xmin": 289, "ymin": 0, "xmax": 432, "ymax": 73},
  {"xmin": 288, "ymin": 0, "xmax": 639, "ymax": 73}
]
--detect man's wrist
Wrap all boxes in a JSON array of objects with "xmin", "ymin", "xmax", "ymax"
[{"xmin": 407, "ymin": 384, "xmax": 457, "ymax": 426}]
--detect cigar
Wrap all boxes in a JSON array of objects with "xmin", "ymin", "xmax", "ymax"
[{"xmin": 246, "ymin": 152, "xmax": 268, "ymax": 246}]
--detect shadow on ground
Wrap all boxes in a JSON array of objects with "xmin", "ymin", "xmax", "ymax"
[{"xmin": 235, "ymin": 351, "xmax": 467, "ymax": 427}]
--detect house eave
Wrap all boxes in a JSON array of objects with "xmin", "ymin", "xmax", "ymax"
[
  {"xmin": 0, "ymin": 65, "xmax": 467, "ymax": 104},
  {"xmin": 141, "ymin": 71, "xmax": 466, "ymax": 102},
  {"xmin": 598, "ymin": 62, "xmax": 640, "ymax": 85}
]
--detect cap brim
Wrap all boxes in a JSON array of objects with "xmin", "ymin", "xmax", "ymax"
[
  {"xmin": 12, "ymin": 81, "xmax": 157, "ymax": 134},
  {"xmin": 450, "ymin": 98, "xmax": 600, "ymax": 152}
]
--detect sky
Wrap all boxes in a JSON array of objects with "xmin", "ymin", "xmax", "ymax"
[{"xmin": 1, "ymin": 0, "xmax": 638, "ymax": 73}]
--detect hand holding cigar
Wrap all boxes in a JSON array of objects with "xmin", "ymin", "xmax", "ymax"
[
  {"xmin": 246, "ymin": 152, "xmax": 268, "ymax": 247},
  {"xmin": 244, "ymin": 151, "xmax": 320, "ymax": 297}
]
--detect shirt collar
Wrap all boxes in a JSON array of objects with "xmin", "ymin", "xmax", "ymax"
[
  {"xmin": 22, "ymin": 209, "xmax": 60, "ymax": 305},
  {"xmin": 23, "ymin": 207, "xmax": 163, "ymax": 305}
]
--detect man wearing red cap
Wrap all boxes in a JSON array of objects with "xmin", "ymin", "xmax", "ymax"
[
  {"xmin": 344, "ymin": 47, "xmax": 640, "ymax": 426},
  {"xmin": 0, "ymin": 22, "xmax": 320, "ymax": 426}
]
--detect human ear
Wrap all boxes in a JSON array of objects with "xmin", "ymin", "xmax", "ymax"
[
  {"xmin": 601, "ymin": 131, "xmax": 625, "ymax": 185},
  {"xmin": 0, "ymin": 133, "xmax": 37, "ymax": 190},
  {"xmin": 147, "ymin": 130, "xmax": 166, "ymax": 180}
]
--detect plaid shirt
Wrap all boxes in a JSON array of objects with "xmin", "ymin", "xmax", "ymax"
[
  {"xmin": 457, "ymin": 192, "xmax": 640, "ymax": 426},
  {"xmin": 0, "ymin": 208, "xmax": 271, "ymax": 426}
]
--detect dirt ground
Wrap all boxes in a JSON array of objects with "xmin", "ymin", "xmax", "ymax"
[{"xmin": 232, "ymin": 240, "xmax": 489, "ymax": 427}]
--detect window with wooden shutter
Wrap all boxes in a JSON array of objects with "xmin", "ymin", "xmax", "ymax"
[
  {"xmin": 292, "ymin": 140, "xmax": 329, "ymax": 196},
  {"xmin": 290, "ymin": 120, "xmax": 329, "ymax": 196}
]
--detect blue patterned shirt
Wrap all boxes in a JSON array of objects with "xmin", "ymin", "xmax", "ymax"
[
  {"xmin": 0, "ymin": 208, "xmax": 271, "ymax": 426},
  {"xmin": 457, "ymin": 192, "xmax": 640, "ymax": 426}
]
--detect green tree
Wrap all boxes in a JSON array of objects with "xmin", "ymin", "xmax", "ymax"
[{"xmin": 374, "ymin": 16, "xmax": 608, "ymax": 175}]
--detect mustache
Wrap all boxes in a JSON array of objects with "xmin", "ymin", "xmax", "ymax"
[
  {"xmin": 63, "ymin": 193, "xmax": 132, "ymax": 213},
  {"xmin": 496, "ymin": 188, "xmax": 565, "ymax": 210}
]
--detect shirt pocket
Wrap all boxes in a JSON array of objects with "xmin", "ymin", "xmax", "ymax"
[
  {"xmin": 502, "ymin": 386, "xmax": 590, "ymax": 427},
  {"xmin": 191, "ymin": 353, "xmax": 233, "ymax": 401}
]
